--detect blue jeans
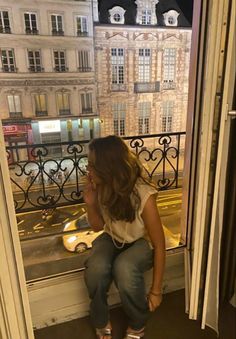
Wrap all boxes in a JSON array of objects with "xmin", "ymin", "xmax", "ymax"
[{"xmin": 84, "ymin": 232, "xmax": 153, "ymax": 330}]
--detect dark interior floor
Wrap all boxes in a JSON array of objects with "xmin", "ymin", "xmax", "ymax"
[{"xmin": 34, "ymin": 289, "xmax": 236, "ymax": 339}]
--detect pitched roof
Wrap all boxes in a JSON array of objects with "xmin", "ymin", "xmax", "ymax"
[{"xmin": 98, "ymin": 0, "xmax": 193, "ymax": 27}]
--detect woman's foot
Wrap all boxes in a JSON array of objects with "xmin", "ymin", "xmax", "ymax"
[
  {"xmin": 96, "ymin": 324, "xmax": 112, "ymax": 339},
  {"xmin": 123, "ymin": 327, "xmax": 145, "ymax": 338}
]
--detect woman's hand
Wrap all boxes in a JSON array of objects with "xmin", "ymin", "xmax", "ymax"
[
  {"xmin": 83, "ymin": 176, "xmax": 98, "ymax": 207},
  {"xmin": 147, "ymin": 291, "xmax": 163, "ymax": 312}
]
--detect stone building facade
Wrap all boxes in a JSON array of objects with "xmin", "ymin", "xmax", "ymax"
[
  {"xmin": 0, "ymin": 0, "xmax": 192, "ymax": 153},
  {"xmin": 0, "ymin": 0, "xmax": 99, "ymax": 151},
  {"xmin": 95, "ymin": 0, "xmax": 192, "ymax": 138}
]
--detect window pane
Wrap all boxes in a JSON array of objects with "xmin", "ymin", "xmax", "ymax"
[
  {"xmin": 57, "ymin": 93, "xmax": 63, "ymax": 109},
  {"xmin": 14, "ymin": 95, "xmax": 21, "ymax": 112},
  {"xmin": 7, "ymin": 95, "xmax": 21, "ymax": 112},
  {"xmin": 35, "ymin": 94, "xmax": 46, "ymax": 111},
  {"xmin": 112, "ymin": 103, "xmax": 126, "ymax": 136},
  {"xmin": 7, "ymin": 95, "xmax": 15, "ymax": 112}
]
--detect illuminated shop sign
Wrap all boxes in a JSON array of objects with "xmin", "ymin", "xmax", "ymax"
[
  {"xmin": 3, "ymin": 125, "xmax": 18, "ymax": 134},
  {"xmin": 3, "ymin": 125, "xmax": 31, "ymax": 135},
  {"xmin": 39, "ymin": 120, "xmax": 61, "ymax": 133}
]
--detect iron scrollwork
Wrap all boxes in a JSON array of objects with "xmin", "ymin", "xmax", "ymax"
[{"xmin": 7, "ymin": 132, "xmax": 185, "ymax": 214}]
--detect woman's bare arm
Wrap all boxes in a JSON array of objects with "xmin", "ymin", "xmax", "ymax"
[{"xmin": 83, "ymin": 178, "xmax": 104, "ymax": 232}]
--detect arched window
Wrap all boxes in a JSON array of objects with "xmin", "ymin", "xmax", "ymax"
[{"xmin": 109, "ymin": 6, "xmax": 126, "ymax": 24}]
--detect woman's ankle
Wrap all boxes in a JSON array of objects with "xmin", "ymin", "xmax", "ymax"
[
  {"xmin": 98, "ymin": 322, "xmax": 112, "ymax": 330},
  {"xmin": 127, "ymin": 326, "xmax": 145, "ymax": 333}
]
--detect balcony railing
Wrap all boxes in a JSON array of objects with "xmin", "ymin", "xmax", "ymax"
[
  {"xmin": 52, "ymin": 29, "xmax": 64, "ymax": 36},
  {"xmin": 6, "ymin": 132, "xmax": 185, "ymax": 214},
  {"xmin": 54, "ymin": 66, "xmax": 69, "ymax": 72},
  {"xmin": 77, "ymin": 31, "xmax": 88, "ymax": 37},
  {"xmin": 35, "ymin": 110, "xmax": 48, "ymax": 117},
  {"xmin": 163, "ymin": 81, "xmax": 176, "ymax": 90},
  {"xmin": 28, "ymin": 66, "xmax": 44, "ymax": 73},
  {"xmin": 9, "ymin": 112, "xmax": 23, "ymax": 118},
  {"xmin": 59, "ymin": 109, "xmax": 71, "ymax": 116},
  {"xmin": 134, "ymin": 81, "xmax": 160, "ymax": 93},
  {"xmin": 111, "ymin": 83, "xmax": 127, "ymax": 92},
  {"xmin": 25, "ymin": 28, "xmax": 39, "ymax": 35},
  {"xmin": 1, "ymin": 66, "xmax": 18, "ymax": 72},
  {"xmin": 0, "ymin": 26, "xmax": 11, "ymax": 33},
  {"xmin": 77, "ymin": 66, "xmax": 92, "ymax": 72},
  {"xmin": 82, "ymin": 107, "xmax": 93, "ymax": 114}
]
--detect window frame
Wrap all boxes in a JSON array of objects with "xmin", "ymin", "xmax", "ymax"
[
  {"xmin": 78, "ymin": 50, "xmax": 91, "ymax": 72},
  {"xmin": 27, "ymin": 49, "xmax": 43, "ymax": 72},
  {"xmin": 56, "ymin": 91, "xmax": 71, "ymax": 116},
  {"xmin": 1, "ymin": 48, "xmax": 16, "ymax": 72},
  {"xmin": 0, "ymin": 10, "xmax": 11, "ymax": 33},
  {"xmin": 76, "ymin": 15, "xmax": 88, "ymax": 36},
  {"xmin": 80, "ymin": 92, "xmax": 93, "ymax": 114},
  {"xmin": 51, "ymin": 14, "xmax": 64, "ymax": 35},
  {"xmin": 34, "ymin": 93, "xmax": 48, "ymax": 117},
  {"xmin": 138, "ymin": 48, "xmax": 151, "ymax": 82},
  {"xmin": 138, "ymin": 102, "xmax": 151, "ymax": 134},
  {"xmin": 24, "ymin": 11, "xmax": 38, "ymax": 34},
  {"xmin": 53, "ymin": 50, "xmax": 67, "ymax": 72},
  {"xmin": 112, "ymin": 103, "xmax": 126, "ymax": 136},
  {"xmin": 141, "ymin": 9, "xmax": 152, "ymax": 25},
  {"xmin": 163, "ymin": 48, "xmax": 176, "ymax": 85},
  {"xmin": 111, "ymin": 48, "xmax": 124, "ymax": 85},
  {"xmin": 7, "ymin": 94, "xmax": 22, "ymax": 118},
  {"xmin": 161, "ymin": 101, "xmax": 174, "ymax": 132}
]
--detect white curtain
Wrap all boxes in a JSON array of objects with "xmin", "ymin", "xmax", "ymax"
[{"xmin": 187, "ymin": 0, "xmax": 235, "ymax": 333}]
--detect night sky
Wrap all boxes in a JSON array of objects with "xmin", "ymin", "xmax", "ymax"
[{"xmin": 98, "ymin": 0, "xmax": 193, "ymax": 27}]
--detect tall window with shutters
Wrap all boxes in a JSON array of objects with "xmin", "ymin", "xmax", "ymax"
[
  {"xmin": 24, "ymin": 12, "xmax": 38, "ymax": 34},
  {"xmin": 56, "ymin": 92, "xmax": 71, "ymax": 116},
  {"xmin": 163, "ymin": 48, "xmax": 176, "ymax": 89},
  {"xmin": 51, "ymin": 14, "xmax": 64, "ymax": 35},
  {"xmin": 138, "ymin": 49, "xmax": 151, "ymax": 82},
  {"xmin": 81, "ymin": 93, "xmax": 93, "ymax": 114},
  {"xmin": 28, "ymin": 50, "xmax": 42, "ymax": 72},
  {"xmin": 0, "ymin": 11, "xmax": 11, "ymax": 33},
  {"xmin": 34, "ymin": 94, "xmax": 47, "ymax": 117},
  {"xmin": 112, "ymin": 103, "xmax": 126, "ymax": 136},
  {"xmin": 7, "ymin": 95, "xmax": 22, "ymax": 118},
  {"xmin": 54, "ymin": 50, "xmax": 67, "ymax": 72},
  {"xmin": 161, "ymin": 101, "xmax": 174, "ymax": 132},
  {"xmin": 111, "ymin": 48, "xmax": 124, "ymax": 84},
  {"xmin": 138, "ymin": 102, "xmax": 151, "ymax": 134},
  {"xmin": 1, "ymin": 49, "xmax": 16, "ymax": 72},
  {"xmin": 78, "ymin": 50, "xmax": 91, "ymax": 72},
  {"xmin": 76, "ymin": 16, "xmax": 88, "ymax": 36}
]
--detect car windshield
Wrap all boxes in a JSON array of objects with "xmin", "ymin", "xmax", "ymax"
[{"xmin": 75, "ymin": 215, "xmax": 90, "ymax": 229}]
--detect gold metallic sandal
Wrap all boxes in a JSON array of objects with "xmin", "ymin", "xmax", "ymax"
[
  {"xmin": 123, "ymin": 328, "xmax": 145, "ymax": 339},
  {"xmin": 96, "ymin": 327, "xmax": 112, "ymax": 339}
]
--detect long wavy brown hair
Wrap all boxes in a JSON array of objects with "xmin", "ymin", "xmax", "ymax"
[{"xmin": 88, "ymin": 135, "xmax": 154, "ymax": 222}]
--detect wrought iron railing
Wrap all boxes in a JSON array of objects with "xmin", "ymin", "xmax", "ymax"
[
  {"xmin": 162, "ymin": 81, "xmax": 176, "ymax": 90},
  {"xmin": 111, "ymin": 84, "xmax": 127, "ymax": 91},
  {"xmin": 134, "ymin": 81, "xmax": 160, "ymax": 93},
  {"xmin": 0, "ymin": 26, "xmax": 11, "ymax": 33},
  {"xmin": 6, "ymin": 132, "xmax": 185, "ymax": 214}
]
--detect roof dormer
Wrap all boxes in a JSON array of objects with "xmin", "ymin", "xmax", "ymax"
[
  {"xmin": 163, "ymin": 10, "xmax": 180, "ymax": 27},
  {"xmin": 109, "ymin": 6, "xmax": 126, "ymax": 24},
  {"xmin": 135, "ymin": 0, "xmax": 159, "ymax": 25}
]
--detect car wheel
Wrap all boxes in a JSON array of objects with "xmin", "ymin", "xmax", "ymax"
[{"xmin": 75, "ymin": 242, "xmax": 87, "ymax": 253}]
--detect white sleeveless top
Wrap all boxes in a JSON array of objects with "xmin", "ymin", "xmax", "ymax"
[{"xmin": 99, "ymin": 179, "xmax": 158, "ymax": 245}]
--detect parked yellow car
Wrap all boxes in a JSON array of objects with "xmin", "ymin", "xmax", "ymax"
[{"xmin": 63, "ymin": 212, "xmax": 103, "ymax": 253}]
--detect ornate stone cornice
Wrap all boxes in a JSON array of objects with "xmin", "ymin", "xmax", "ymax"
[{"xmin": 0, "ymin": 79, "xmax": 95, "ymax": 87}]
